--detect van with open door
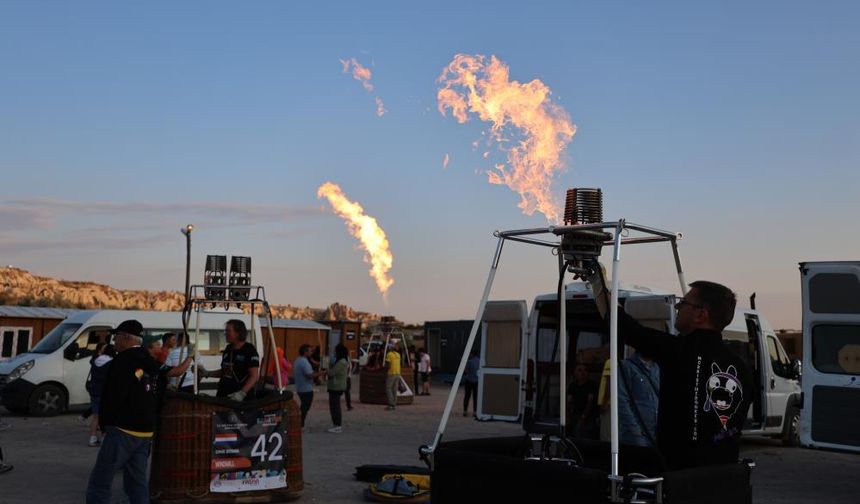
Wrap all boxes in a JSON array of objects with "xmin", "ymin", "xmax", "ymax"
[
  {"xmin": 799, "ymin": 261, "xmax": 860, "ymax": 452},
  {"xmin": 476, "ymin": 282, "xmax": 801, "ymax": 444},
  {"xmin": 0, "ymin": 309, "xmax": 264, "ymax": 416}
]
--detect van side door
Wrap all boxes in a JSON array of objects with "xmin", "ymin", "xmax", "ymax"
[
  {"xmin": 477, "ymin": 300, "xmax": 528, "ymax": 422},
  {"xmin": 764, "ymin": 332, "xmax": 797, "ymax": 431},
  {"xmin": 799, "ymin": 262, "xmax": 860, "ymax": 452},
  {"xmin": 63, "ymin": 326, "xmax": 112, "ymax": 406}
]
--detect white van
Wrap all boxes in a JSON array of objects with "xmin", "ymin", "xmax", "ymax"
[
  {"xmin": 0, "ymin": 309, "xmax": 264, "ymax": 416},
  {"xmin": 475, "ymin": 282, "xmax": 802, "ymax": 444},
  {"xmin": 799, "ymin": 261, "xmax": 860, "ymax": 452}
]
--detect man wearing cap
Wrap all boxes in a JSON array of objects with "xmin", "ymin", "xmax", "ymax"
[{"xmin": 85, "ymin": 320, "xmax": 193, "ymax": 504}]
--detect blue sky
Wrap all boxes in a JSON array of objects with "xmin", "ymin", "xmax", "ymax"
[{"xmin": 1, "ymin": 1, "xmax": 858, "ymax": 328}]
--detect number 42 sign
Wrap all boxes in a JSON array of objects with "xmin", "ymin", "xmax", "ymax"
[{"xmin": 210, "ymin": 410, "xmax": 288, "ymax": 493}]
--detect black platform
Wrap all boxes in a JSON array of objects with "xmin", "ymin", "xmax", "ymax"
[{"xmin": 432, "ymin": 436, "xmax": 751, "ymax": 503}]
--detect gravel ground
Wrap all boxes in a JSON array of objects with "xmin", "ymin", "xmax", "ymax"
[{"xmin": 0, "ymin": 381, "xmax": 857, "ymax": 503}]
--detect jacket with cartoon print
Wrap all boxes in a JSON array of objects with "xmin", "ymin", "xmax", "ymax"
[{"xmin": 619, "ymin": 310, "xmax": 753, "ymax": 469}]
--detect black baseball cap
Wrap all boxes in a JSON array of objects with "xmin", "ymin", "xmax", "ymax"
[{"xmin": 110, "ymin": 320, "xmax": 144, "ymax": 337}]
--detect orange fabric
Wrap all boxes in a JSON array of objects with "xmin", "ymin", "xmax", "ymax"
[
  {"xmin": 156, "ymin": 347, "xmax": 171, "ymax": 365},
  {"xmin": 267, "ymin": 347, "xmax": 291, "ymax": 383}
]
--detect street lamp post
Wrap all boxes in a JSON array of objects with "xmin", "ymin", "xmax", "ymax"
[{"xmin": 180, "ymin": 224, "xmax": 194, "ymax": 304}]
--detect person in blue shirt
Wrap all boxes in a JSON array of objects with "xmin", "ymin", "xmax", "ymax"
[
  {"xmin": 463, "ymin": 351, "xmax": 480, "ymax": 417},
  {"xmin": 618, "ymin": 351, "xmax": 660, "ymax": 447},
  {"xmin": 293, "ymin": 344, "xmax": 326, "ymax": 427}
]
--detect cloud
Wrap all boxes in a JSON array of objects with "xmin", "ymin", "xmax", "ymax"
[
  {"xmin": 0, "ymin": 197, "xmax": 325, "ymax": 256},
  {"xmin": 0, "ymin": 205, "xmax": 53, "ymax": 231},
  {"xmin": 4, "ymin": 197, "xmax": 323, "ymax": 225},
  {"xmin": 0, "ymin": 231, "xmax": 177, "ymax": 254}
]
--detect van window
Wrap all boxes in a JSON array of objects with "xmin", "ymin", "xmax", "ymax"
[
  {"xmin": 809, "ymin": 273, "xmax": 860, "ymax": 314},
  {"xmin": 724, "ymin": 330, "xmax": 755, "ymax": 373},
  {"xmin": 29, "ymin": 323, "xmax": 83, "ymax": 354},
  {"xmin": 139, "ymin": 328, "xmax": 228, "ymax": 356},
  {"xmin": 68, "ymin": 327, "xmax": 112, "ymax": 361},
  {"xmin": 193, "ymin": 330, "xmax": 226, "ymax": 356},
  {"xmin": 767, "ymin": 335, "xmax": 793, "ymax": 379},
  {"xmin": 812, "ymin": 325, "xmax": 860, "ymax": 375},
  {"xmin": 532, "ymin": 299, "xmax": 606, "ymax": 422}
]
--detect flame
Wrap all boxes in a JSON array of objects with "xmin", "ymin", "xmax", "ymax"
[
  {"xmin": 442, "ymin": 153, "xmax": 450, "ymax": 169},
  {"xmin": 317, "ymin": 182, "xmax": 394, "ymax": 297},
  {"xmin": 340, "ymin": 57, "xmax": 374, "ymax": 91},
  {"xmin": 375, "ymin": 97, "xmax": 387, "ymax": 117},
  {"xmin": 437, "ymin": 54, "xmax": 576, "ymax": 222}
]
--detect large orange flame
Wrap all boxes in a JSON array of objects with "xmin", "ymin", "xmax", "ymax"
[
  {"xmin": 437, "ymin": 54, "xmax": 576, "ymax": 222},
  {"xmin": 317, "ymin": 182, "xmax": 394, "ymax": 297},
  {"xmin": 341, "ymin": 57, "xmax": 386, "ymax": 118}
]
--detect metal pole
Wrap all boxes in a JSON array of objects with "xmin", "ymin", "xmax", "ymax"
[
  {"xmin": 609, "ymin": 220, "xmax": 625, "ymax": 481},
  {"xmin": 183, "ymin": 225, "xmax": 193, "ymax": 303},
  {"xmin": 671, "ymin": 238, "xmax": 688, "ymax": 295},
  {"xmin": 421, "ymin": 236, "xmax": 505, "ymax": 459},
  {"xmin": 249, "ymin": 305, "xmax": 260, "ymax": 394},
  {"xmin": 177, "ymin": 224, "xmax": 193, "ymax": 393},
  {"xmin": 558, "ymin": 251, "xmax": 567, "ymax": 433},
  {"xmin": 263, "ymin": 304, "xmax": 283, "ymax": 392},
  {"xmin": 193, "ymin": 303, "xmax": 202, "ymax": 395}
]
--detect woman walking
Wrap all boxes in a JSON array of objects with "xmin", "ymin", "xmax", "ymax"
[
  {"xmin": 326, "ymin": 344, "xmax": 350, "ymax": 434},
  {"xmin": 86, "ymin": 343, "xmax": 115, "ymax": 446}
]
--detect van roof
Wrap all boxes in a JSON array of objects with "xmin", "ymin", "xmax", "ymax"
[{"xmin": 533, "ymin": 282, "xmax": 673, "ymax": 303}]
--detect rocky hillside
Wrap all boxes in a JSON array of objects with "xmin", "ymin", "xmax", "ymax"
[{"xmin": 0, "ymin": 267, "xmax": 382, "ymax": 322}]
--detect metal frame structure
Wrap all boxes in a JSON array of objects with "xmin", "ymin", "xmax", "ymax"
[
  {"xmin": 179, "ymin": 284, "xmax": 285, "ymax": 395},
  {"xmin": 419, "ymin": 219, "xmax": 686, "ymax": 502}
]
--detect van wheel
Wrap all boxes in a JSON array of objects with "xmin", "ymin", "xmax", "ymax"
[
  {"xmin": 28, "ymin": 384, "xmax": 67, "ymax": 417},
  {"xmin": 782, "ymin": 405, "xmax": 800, "ymax": 447}
]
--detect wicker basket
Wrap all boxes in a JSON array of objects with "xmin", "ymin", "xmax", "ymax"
[
  {"xmin": 359, "ymin": 367, "xmax": 415, "ymax": 405},
  {"xmin": 150, "ymin": 391, "xmax": 303, "ymax": 503}
]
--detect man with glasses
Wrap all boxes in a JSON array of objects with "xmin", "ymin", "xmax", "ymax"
[{"xmin": 589, "ymin": 274, "xmax": 753, "ymax": 469}]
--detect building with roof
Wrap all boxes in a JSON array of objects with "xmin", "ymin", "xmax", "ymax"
[
  {"xmin": 321, "ymin": 320, "xmax": 362, "ymax": 362},
  {"xmin": 424, "ymin": 319, "xmax": 483, "ymax": 380},
  {"xmin": 261, "ymin": 317, "xmax": 332, "ymax": 363},
  {"xmin": 0, "ymin": 306, "xmax": 76, "ymax": 360}
]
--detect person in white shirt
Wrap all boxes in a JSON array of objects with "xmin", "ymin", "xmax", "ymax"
[
  {"xmin": 164, "ymin": 335, "xmax": 202, "ymax": 393},
  {"xmin": 417, "ymin": 348, "xmax": 432, "ymax": 396}
]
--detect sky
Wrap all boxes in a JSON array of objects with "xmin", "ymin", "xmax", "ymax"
[{"xmin": 1, "ymin": 1, "xmax": 858, "ymax": 329}]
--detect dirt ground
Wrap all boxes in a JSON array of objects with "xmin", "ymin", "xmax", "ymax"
[{"xmin": 0, "ymin": 381, "xmax": 858, "ymax": 503}]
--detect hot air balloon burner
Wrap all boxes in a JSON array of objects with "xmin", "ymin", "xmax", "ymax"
[
  {"xmin": 229, "ymin": 256, "xmax": 252, "ymax": 302},
  {"xmin": 558, "ymin": 188, "xmax": 611, "ymax": 277},
  {"xmin": 204, "ymin": 255, "xmax": 227, "ymax": 301},
  {"xmin": 378, "ymin": 315, "xmax": 397, "ymax": 335}
]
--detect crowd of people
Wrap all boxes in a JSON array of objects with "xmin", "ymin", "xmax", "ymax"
[{"xmin": 0, "ymin": 320, "xmax": 453, "ymax": 483}]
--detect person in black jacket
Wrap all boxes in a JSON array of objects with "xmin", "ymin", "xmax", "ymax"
[
  {"xmin": 85, "ymin": 320, "xmax": 192, "ymax": 504},
  {"xmin": 203, "ymin": 319, "xmax": 260, "ymax": 402},
  {"xmin": 590, "ymin": 273, "xmax": 752, "ymax": 470}
]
